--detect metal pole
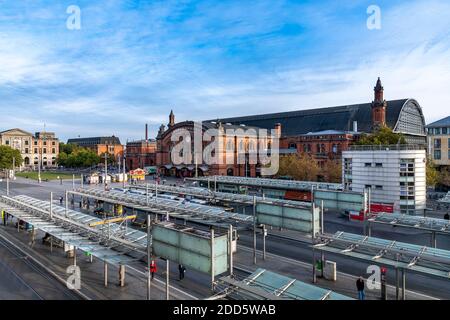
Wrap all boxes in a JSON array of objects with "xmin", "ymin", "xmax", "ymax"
[
  {"xmin": 166, "ymin": 259, "xmax": 170, "ymax": 300},
  {"xmin": 104, "ymin": 262, "xmax": 108, "ymax": 287},
  {"xmin": 431, "ymin": 231, "xmax": 437, "ymax": 248},
  {"xmin": 401, "ymin": 268, "xmax": 406, "ymax": 300},
  {"xmin": 262, "ymin": 224, "xmax": 266, "ymax": 261},
  {"xmin": 6, "ymin": 170, "xmax": 9, "ymax": 196},
  {"xmin": 104, "ymin": 153, "xmax": 108, "ymax": 191},
  {"xmin": 253, "ymin": 195, "xmax": 257, "ymax": 265},
  {"xmin": 147, "ymin": 214, "xmax": 151, "ymax": 300},
  {"xmin": 211, "ymin": 228, "xmax": 215, "ymax": 292},
  {"xmin": 320, "ymin": 200, "xmax": 324, "ymax": 234},
  {"xmin": 73, "ymin": 247, "xmax": 77, "ymax": 267},
  {"xmin": 312, "ymin": 247, "xmax": 317, "ymax": 283},
  {"xmin": 122, "ymin": 155, "xmax": 126, "ymax": 188},
  {"xmin": 229, "ymin": 224, "xmax": 234, "ymax": 276},
  {"xmin": 65, "ymin": 191, "xmax": 68, "ymax": 218},
  {"xmin": 50, "ymin": 192, "xmax": 53, "ymax": 220},
  {"xmin": 395, "ymin": 268, "xmax": 400, "ymax": 300}
]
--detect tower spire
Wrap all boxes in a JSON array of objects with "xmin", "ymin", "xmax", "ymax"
[
  {"xmin": 169, "ymin": 109, "xmax": 175, "ymax": 127},
  {"xmin": 371, "ymin": 77, "xmax": 387, "ymax": 129}
]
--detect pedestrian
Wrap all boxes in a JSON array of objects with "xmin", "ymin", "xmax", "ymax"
[
  {"xmin": 178, "ymin": 264, "xmax": 186, "ymax": 280},
  {"xmin": 150, "ymin": 260, "xmax": 157, "ymax": 280},
  {"xmin": 444, "ymin": 213, "xmax": 449, "ymax": 221},
  {"xmin": 356, "ymin": 276, "xmax": 365, "ymax": 300},
  {"xmin": 59, "ymin": 196, "xmax": 63, "ymax": 205}
]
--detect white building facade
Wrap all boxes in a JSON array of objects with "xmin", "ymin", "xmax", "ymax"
[{"xmin": 343, "ymin": 145, "xmax": 426, "ymax": 215}]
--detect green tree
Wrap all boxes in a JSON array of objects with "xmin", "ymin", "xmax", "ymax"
[
  {"xmin": 0, "ymin": 145, "xmax": 23, "ymax": 169},
  {"xmin": 355, "ymin": 126, "xmax": 406, "ymax": 145},
  {"xmin": 57, "ymin": 144, "xmax": 100, "ymax": 168}
]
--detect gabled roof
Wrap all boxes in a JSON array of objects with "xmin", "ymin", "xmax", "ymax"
[
  {"xmin": 67, "ymin": 136, "xmax": 121, "ymax": 145},
  {"xmin": 210, "ymin": 99, "xmax": 409, "ymax": 136},
  {"xmin": 0, "ymin": 128, "xmax": 34, "ymax": 136},
  {"xmin": 426, "ymin": 116, "xmax": 450, "ymax": 128}
]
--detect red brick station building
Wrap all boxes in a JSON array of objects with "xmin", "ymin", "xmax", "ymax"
[{"xmin": 128, "ymin": 79, "xmax": 427, "ymax": 178}]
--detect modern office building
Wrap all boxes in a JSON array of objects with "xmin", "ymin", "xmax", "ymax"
[
  {"xmin": 342, "ymin": 145, "xmax": 427, "ymax": 215},
  {"xmin": 426, "ymin": 116, "xmax": 450, "ymax": 168}
]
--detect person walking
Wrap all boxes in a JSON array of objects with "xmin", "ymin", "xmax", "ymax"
[
  {"xmin": 444, "ymin": 212, "xmax": 449, "ymax": 221},
  {"xmin": 178, "ymin": 264, "xmax": 186, "ymax": 280},
  {"xmin": 59, "ymin": 196, "xmax": 64, "ymax": 205},
  {"xmin": 150, "ymin": 260, "xmax": 157, "ymax": 280},
  {"xmin": 356, "ymin": 276, "xmax": 365, "ymax": 300}
]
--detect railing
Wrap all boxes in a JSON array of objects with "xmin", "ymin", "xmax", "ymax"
[{"xmin": 348, "ymin": 144, "xmax": 426, "ymax": 151}]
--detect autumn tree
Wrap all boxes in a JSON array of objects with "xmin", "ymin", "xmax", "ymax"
[
  {"xmin": 322, "ymin": 160, "xmax": 342, "ymax": 183},
  {"xmin": 278, "ymin": 154, "xmax": 320, "ymax": 181},
  {"xmin": 426, "ymin": 158, "xmax": 439, "ymax": 187}
]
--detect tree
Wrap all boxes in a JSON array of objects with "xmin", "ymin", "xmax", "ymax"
[
  {"xmin": 0, "ymin": 145, "xmax": 23, "ymax": 169},
  {"xmin": 426, "ymin": 158, "xmax": 439, "ymax": 187},
  {"xmin": 355, "ymin": 126, "xmax": 406, "ymax": 145},
  {"xmin": 322, "ymin": 160, "xmax": 342, "ymax": 183},
  {"xmin": 57, "ymin": 144, "xmax": 100, "ymax": 168},
  {"xmin": 278, "ymin": 154, "xmax": 320, "ymax": 181},
  {"xmin": 438, "ymin": 167, "xmax": 450, "ymax": 187}
]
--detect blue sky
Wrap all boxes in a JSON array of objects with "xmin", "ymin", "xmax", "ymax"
[{"xmin": 0, "ymin": 0, "xmax": 449, "ymax": 142}]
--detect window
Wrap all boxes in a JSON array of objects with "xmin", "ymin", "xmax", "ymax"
[
  {"xmin": 43, "ymin": 148, "xmax": 47, "ymax": 154},
  {"xmin": 448, "ymin": 138, "xmax": 450, "ymax": 149},
  {"xmin": 52, "ymin": 141, "xmax": 56, "ymax": 146},
  {"xmin": 400, "ymin": 159, "xmax": 415, "ymax": 177},
  {"xmin": 5, "ymin": 140, "xmax": 9, "ymax": 145},
  {"xmin": 288, "ymin": 142, "xmax": 297, "ymax": 150},
  {"xmin": 25, "ymin": 148, "xmax": 29, "ymax": 154},
  {"xmin": 434, "ymin": 150, "xmax": 441, "ymax": 160},
  {"xmin": 375, "ymin": 163, "xmax": 383, "ymax": 168},
  {"xmin": 434, "ymin": 138, "xmax": 441, "ymax": 148},
  {"xmin": 365, "ymin": 163, "xmax": 372, "ymax": 167},
  {"xmin": 34, "ymin": 148, "xmax": 38, "ymax": 153},
  {"xmin": 25, "ymin": 140, "xmax": 29, "ymax": 145},
  {"xmin": 443, "ymin": 127, "xmax": 448, "ymax": 135},
  {"xmin": 34, "ymin": 141, "xmax": 37, "ymax": 145},
  {"xmin": 365, "ymin": 185, "xmax": 372, "ymax": 189},
  {"xmin": 375, "ymin": 185, "xmax": 383, "ymax": 190},
  {"xmin": 52, "ymin": 148, "xmax": 56, "ymax": 154}
]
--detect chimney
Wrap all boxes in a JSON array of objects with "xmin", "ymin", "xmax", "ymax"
[
  {"xmin": 353, "ymin": 121, "xmax": 358, "ymax": 133},
  {"xmin": 145, "ymin": 123, "xmax": 148, "ymax": 141},
  {"xmin": 274, "ymin": 123, "xmax": 282, "ymax": 136}
]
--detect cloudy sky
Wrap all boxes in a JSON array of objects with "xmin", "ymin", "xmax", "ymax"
[{"xmin": 0, "ymin": 0, "xmax": 449, "ymax": 142}]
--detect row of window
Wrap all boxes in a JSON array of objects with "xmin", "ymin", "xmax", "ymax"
[
  {"xmin": 433, "ymin": 138, "xmax": 450, "ymax": 149},
  {"xmin": 428, "ymin": 127, "xmax": 450, "ymax": 135},
  {"xmin": 364, "ymin": 162, "xmax": 383, "ymax": 168},
  {"xmin": 433, "ymin": 150, "xmax": 450, "ymax": 160}
]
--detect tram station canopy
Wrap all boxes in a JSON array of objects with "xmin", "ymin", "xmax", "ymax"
[
  {"xmin": 368, "ymin": 213, "xmax": 450, "ymax": 234},
  {"xmin": 314, "ymin": 232, "xmax": 450, "ymax": 279},
  {"xmin": 220, "ymin": 268, "xmax": 352, "ymax": 300}
]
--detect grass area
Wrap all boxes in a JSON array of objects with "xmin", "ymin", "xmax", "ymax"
[{"xmin": 16, "ymin": 172, "xmax": 75, "ymax": 181}]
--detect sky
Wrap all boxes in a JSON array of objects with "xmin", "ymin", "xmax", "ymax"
[{"xmin": 0, "ymin": 0, "xmax": 449, "ymax": 142}]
